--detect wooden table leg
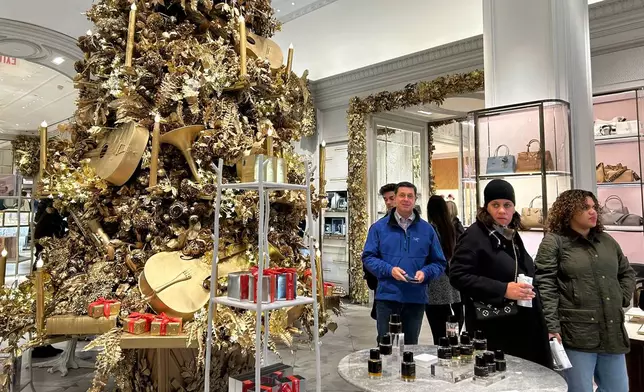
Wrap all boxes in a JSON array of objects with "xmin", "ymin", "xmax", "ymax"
[{"xmin": 156, "ymin": 348, "xmax": 169, "ymax": 392}]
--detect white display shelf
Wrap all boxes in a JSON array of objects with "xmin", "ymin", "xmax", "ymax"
[
  {"xmin": 221, "ymin": 182, "xmax": 307, "ymax": 191},
  {"xmin": 597, "ymin": 182, "xmax": 642, "ymax": 188},
  {"xmin": 479, "ymin": 171, "xmax": 571, "ymax": 180},
  {"xmin": 213, "ymin": 296, "xmax": 314, "ymax": 311},
  {"xmin": 604, "ymin": 225, "xmax": 644, "ymax": 232},
  {"xmin": 595, "ymin": 134, "xmax": 641, "ymax": 145}
]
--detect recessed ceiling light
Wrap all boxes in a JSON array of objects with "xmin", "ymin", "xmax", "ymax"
[
  {"xmin": 417, "ymin": 110, "xmax": 433, "ymax": 115},
  {"xmin": 51, "ymin": 57, "xmax": 65, "ymax": 65},
  {"xmin": 292, "ymin": 2, "xmax": 295, "ymax": 5},
  {"xmin": 277, "ymin": 9, "xmax": 280, "ymax": 12}
]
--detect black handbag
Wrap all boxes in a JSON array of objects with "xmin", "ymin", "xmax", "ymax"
[{"xmin": 473, "ymin": 235, "xmax": 519, "ymax": 321}]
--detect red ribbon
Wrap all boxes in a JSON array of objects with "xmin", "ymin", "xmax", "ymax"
[
  {"xmin": 241, "ymin": 380, "xmax": 254, "ymax": 392},
  {"xmin": 249, "ymin": 268, "xmax": 277, "ymax": 303},
  {"xmin": 324, "ymin": 282, "xmax": 334, "ymax": 296},
  {"xmin": 273, "ymin": 268, "xmax": 297, "ymax": 300},
  {"xmin": 125, "ymin": 312, "xmax": 155, "ymax": 334},
  {"xmin": 154, "ymin": 312, "xmax": 182, "ymax": 335},
  {"xmin": 287, "ymin": 376, "xmax": 301, "ymax": 392},
  {"xmin": 279, "ymin": 384, "xmax": 293, "ymax": 392},
  {"xmin": 88, "ymin": 297, "xmax": 118, "ymax": 318},
  {"xmin": 240, "ymin": 273, "xmax": 250, "ymax": 301}
]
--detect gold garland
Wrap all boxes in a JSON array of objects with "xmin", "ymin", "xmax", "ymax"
[{"xmin": 346, "ymin": 71, "xmax": 484, "ymax": 303}]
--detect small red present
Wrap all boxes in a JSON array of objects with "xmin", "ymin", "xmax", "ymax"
[
  {"xmin": 323, "ymin": 282, "xmax": 335, "ymax": 296},
  {"xmin": 150, "ymin": 312, "xmax": 183, "ymax": 336},
  {"xmin": 87, "ymin": 297, "xmax": 121, "ymax": 319},
  {"xmin": 123, "ymin": 312, "xmax": 155, "ymax": 335}
]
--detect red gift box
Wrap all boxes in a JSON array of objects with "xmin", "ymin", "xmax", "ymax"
[
  {"xmin": 123, "ymin": 312, "xmax": 155, "ymax": 334},
  {"xmin": 323, "ymin": 282, "xmax": 335, "ymax": 296},
  {"xmin": 150, "ymin": 312, "xmax": 183, "ymax": 336}
]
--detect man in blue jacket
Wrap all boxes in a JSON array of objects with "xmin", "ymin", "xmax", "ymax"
[{"xmin": 363, "ymin": 182, "xmax": 446, "ymax": 344}]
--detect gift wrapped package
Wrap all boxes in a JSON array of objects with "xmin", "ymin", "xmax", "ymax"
[
  {"xmin": 275, "ymin": 268, "xmax": 297, "ymax": 301},
  {"xmin": 229, "ymin": 363, "xmax": 293, "ymax": 392},
  {"xmin": 150, "ymin": 313, "xmax": 182, "ymax": 336},
  {"xmin": 248, "ymin": 269, "xmax": 277, "ymax": 303},
  {"xmin": 123, "ymin": 313, "xmax": 155, "ymax": 335},
  {"xmin": 87, "ymin": 297, "xmax": 121, "ymax": 318},
  {"xmin": 276, "ymin": 375, "xmax": 306, "ymax": 392},
  {"xmin": 228, "ymin": 271, "xmax": 252, "ymax": 301}
]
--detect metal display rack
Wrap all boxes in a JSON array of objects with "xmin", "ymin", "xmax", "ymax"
[{"xmin": 203, "ymin": 155, "xmax": 321, "ymax": 392}]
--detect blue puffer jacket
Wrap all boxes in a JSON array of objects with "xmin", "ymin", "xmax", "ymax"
[{"xmin": 362, "ymin": 209, "xmax": 446, "ymax": 304}]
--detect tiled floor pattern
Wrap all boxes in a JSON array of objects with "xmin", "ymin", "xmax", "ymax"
[{"xmin": 14, "ymin": 302, "xmax": 434, "ymax": 391}]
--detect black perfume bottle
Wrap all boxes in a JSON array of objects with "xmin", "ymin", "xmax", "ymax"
[
  {"xmin": 437, "ymin": 337, "xmax": 452, "ymax": 366},
  {"xmin": 389, "ymin": 314, "xmax": 404, "ymax": 355},
  {"xmin": 484, "ymin": 351, "xmax": 496, "ymax": 374},
  {"xmin": 495, "ymin": 350, "xmax": 507, "ymax": 372},
  {"xmin": 379, "ymin": 333, "xmax": 393, "ymax": 374},
  {"xmin": 474, "ymin": 353, "xmax": 489, "ymax": 378},
  {"xmin": 473, "ymin": 330, "xmax": 487, "ymax": 353},
  {"xmin": 400, "ymin": 351, "xmax": 416, "ymax": 382},
  {"xmin": 449, "ymin": 335, "xmax": 461, "ymax": 365},
  {"xmin": 368, "ymin": 348, "xmax": 383, "ymax": 379},
  {"xmin": 459, "ymin": 334, "xmax": 474, "ymax": 364}
]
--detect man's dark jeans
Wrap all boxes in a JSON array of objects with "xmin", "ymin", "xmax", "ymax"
[{"xmin": 376, "ymin": 300, "xmax": 426, "ymax": 345}]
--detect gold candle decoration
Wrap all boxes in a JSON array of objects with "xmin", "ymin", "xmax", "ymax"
[
  {"xmin": 39, "ymin": 121, "xmax": 47, "ymax": 180},
  {"xmin": 35, "ymin": 255, "xmax": 45, "ymax": 334},
  {"xmin": 239, "ymin": 15, "xmax": 247, "ymax": 76},
  {"xmin": 319, "ymin": 140, "xmax": 326, "ymax": 195},
  {"xmin": 286, "ymin": 43, "xmax": 294, "ymax": 78},
  {"xmin": 149, "ymin": 114, "xmax": 161, "ymax": 187},
  {"xmin": 315, "ymin": 247, "xmax": 326, "ymax": 315},
  {"xmin": 125, "ymin": 3, "xmax": 137, "ymax": 67},
  {"xmin": 0, "ymin": 248, "xmax": 6, "ymax": 286},
  {"xmin": 266, "ymin": 127, "xmax": 274, "ymax": 157}
]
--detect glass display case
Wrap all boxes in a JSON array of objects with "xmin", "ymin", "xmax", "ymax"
[
  {"xmin": 461, "ymin": 100, "xmax": 573, "ymax": 255},
  {"xmin": 593, "ymin": 89, "xmax": 644, "ymax": 264}
]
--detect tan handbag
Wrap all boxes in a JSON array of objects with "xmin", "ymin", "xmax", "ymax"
[
  {"xmin": 596, "ymin": 163, "xmax": 606, "ymax": 183},
  {"xmin": 521, "ymin": 195, "xmax": 544, "ymax": 229},
  {"xmin": 603, "ymin": 163, "xmax": 641, "ymax": 183},
  {"xmin": 516, "ymin": 139, "xmax": 555, "ymax": 172}
]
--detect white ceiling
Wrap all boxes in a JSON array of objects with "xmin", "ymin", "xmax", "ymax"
[{"xmin": 0, "ymin": 59, "xmax": 76, "ymax": 135}]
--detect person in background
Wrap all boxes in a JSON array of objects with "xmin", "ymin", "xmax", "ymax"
[
  {"xmin": 534, "ymin": 190, "xmax": 635, "ymax": 391},
  {"xmin": 445, "ymin": 200, "xmax": 465, "ymax": 237},
  {"xmin": 425, "ymin": 195, "xmax": 463, "ymax": 342},
  {"xmin": 364, "ymin": 183, "xmax": 397, "ymax": 321},
  {"xmin": 449, "ymin": 179, "xmax": 551, "ymax": 367},
  {"xmin": 363, "ymin": 182, "xmax": 446, "ymax": 344}
]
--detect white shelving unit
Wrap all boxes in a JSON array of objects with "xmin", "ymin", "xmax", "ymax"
[{"xmin": 203, "ymin": 155, "xmax": 321, "ymax": 392}]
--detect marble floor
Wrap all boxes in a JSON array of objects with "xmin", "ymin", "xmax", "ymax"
[{"xmin": 13, "ymin": 302, "xmax": 435, "ymax": 392}]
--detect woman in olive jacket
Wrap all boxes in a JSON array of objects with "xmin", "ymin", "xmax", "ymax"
[
  {"xmin": 450, "ymin": 180, "xmax": 552, "ymax": 367},
  {"xmin": 535, "ymin": 189, "xmax": 636, "ymax": 392}
]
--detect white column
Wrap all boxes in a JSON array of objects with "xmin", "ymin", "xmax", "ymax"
[{"xmin": 483, "ymin": 0, "xmax": 595, "ymax": 191}]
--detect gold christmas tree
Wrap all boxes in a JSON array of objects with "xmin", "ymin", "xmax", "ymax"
[{"xmin": 1, "ymin": 0, "xmax": 329, "ymax": 390}]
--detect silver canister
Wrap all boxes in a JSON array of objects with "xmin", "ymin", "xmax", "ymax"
[
  {"xmin": 249, "ymin": 273, "xmax": 277, "ymax": 303},
  {"xmin": 276, "ymin": 271, "xmax": 298, "ymax": 301},
  {"xmin": 227, "ymin": 271, "xmax": 251, "ymax": 301}
]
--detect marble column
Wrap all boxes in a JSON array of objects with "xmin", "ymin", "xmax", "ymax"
[{"xmin": 483, "ymin": 0, "xmax": 595, "ymax": 192}]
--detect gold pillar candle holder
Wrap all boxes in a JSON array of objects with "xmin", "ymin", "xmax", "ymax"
[
  {"xmin": 275, "ymin": 150, "xmax": 287, "ymax": 184},
  {"xmin": 35, "ymin": 256, "xmax": 45, "ymax": 335},
  {"xmin": 315, "ymin": 248, "xmax": 326, "ymax": 316},
  {"xmin": 317, "ymin": 140, "xmax": 327, "ymax": 301},
  {"xmin": 0, "ymin": 248, "xmax": 6, "ymax": 286},
  {"xmin": 286, "ymin": 43, "xmax": 294, "ymax": 79},
  {"xmin": 125, "ymin": 3, "xmax": 137, "ymax": 67},
  {"xmin": 149, "ymin": 114, "xmax": 161, "ymax": 187},
  {"xmin": 38, "ymin": 121, "xmax": 47, "ymax": 180},
  {"xmin": 239, "ymin": 16, "xmax": 247, "ymax": 76}
]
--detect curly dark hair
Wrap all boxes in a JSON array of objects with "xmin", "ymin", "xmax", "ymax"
[
  {"xmin": 476, "ymin": 207, "xmax": 525, "ymax": 231},
  {"xmin": 546, "ymin": 189, "xmax": 604, "ymax": 234}
]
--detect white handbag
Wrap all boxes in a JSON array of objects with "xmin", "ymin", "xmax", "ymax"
[{"xmin": 594, "ymin": 117, "xmax": 640, "ymax": 137}]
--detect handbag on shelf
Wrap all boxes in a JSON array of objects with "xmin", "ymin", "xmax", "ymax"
[
  {"xmin": 486, "ymin": 144, "xmax": 516, "ymax": 174},
  {"xmin": 521, "ymin": 195, "xmax": 544, "ymax": 229},
  {"xmin": 601, "ymin": 195, "xmax": 643, "ymax": 226},
  {"xmin": 594, "ymin": 117, "xmax": 624, "ymax": 137},
  {"xmin": 516, "ymin": 139, "xmax": 555, "ymax": 172},
  {"xmin": 599, "ymin": 163, "xmax": 641, "ymax": 183},
  {"xmin": 473, "ymin": 236, "xmax": 519, "ymax": 321}
]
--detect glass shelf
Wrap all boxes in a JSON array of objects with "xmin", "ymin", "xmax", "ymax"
[{"xmin": 478, "ymin": 171, "xmax": 572, "ymax": 180}]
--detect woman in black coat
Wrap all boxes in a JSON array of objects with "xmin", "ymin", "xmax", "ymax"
[{"xmin": 449, "ymin": 180, "xmax": 551, "ymax": 368}]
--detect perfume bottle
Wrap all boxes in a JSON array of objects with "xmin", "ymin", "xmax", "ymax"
[
  {"xmin": 389, "ymin": 314, "xmax": 404, "ymax": 371},
  {"xmin": 473, "ymin": 330, "xmax": 487, "ymax": 353},
  {"xmin": 459, "ymin": 334, "xmax": 474, "ymax": 364},
  {"xmin": 368, "ymin": 348, "xmax": 383, "ymax": 379},
  {"xmin": 379, "ymin": 333, "xmax": 393, "ymax": 374},
  {"xmin": 474, "ymin": 354, "xmax": 489, "ymax": 378},
  {"xmin": 446, "ymin": 315, "xmax": 459, "ymax": 337},
  {"xmin": 484, "ymin": 351, "xmax": 496, "ymax": 374},
  {"xmin": 449, "ymin": 335, "xmax": 461, "ymax": 365},
  {"xmin": 494, "ymin": 350, "xmax": 507, "ymax": 372},
  {"xmin": 400, "ymin": 351, "xmax": 416, "ymax": 382},
  {"xmin": 437, "ymin": 337, "xmax": 452, "ymax": 366}
]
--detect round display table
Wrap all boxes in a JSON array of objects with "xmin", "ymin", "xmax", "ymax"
[{"xmin": 338, "ymin": 345, "xmax": 566, "ymax": 392}]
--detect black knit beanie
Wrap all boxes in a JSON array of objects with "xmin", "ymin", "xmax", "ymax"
[{"xmin": 484, "ymin": 179, "xmax": 516, "ymax": 206}]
